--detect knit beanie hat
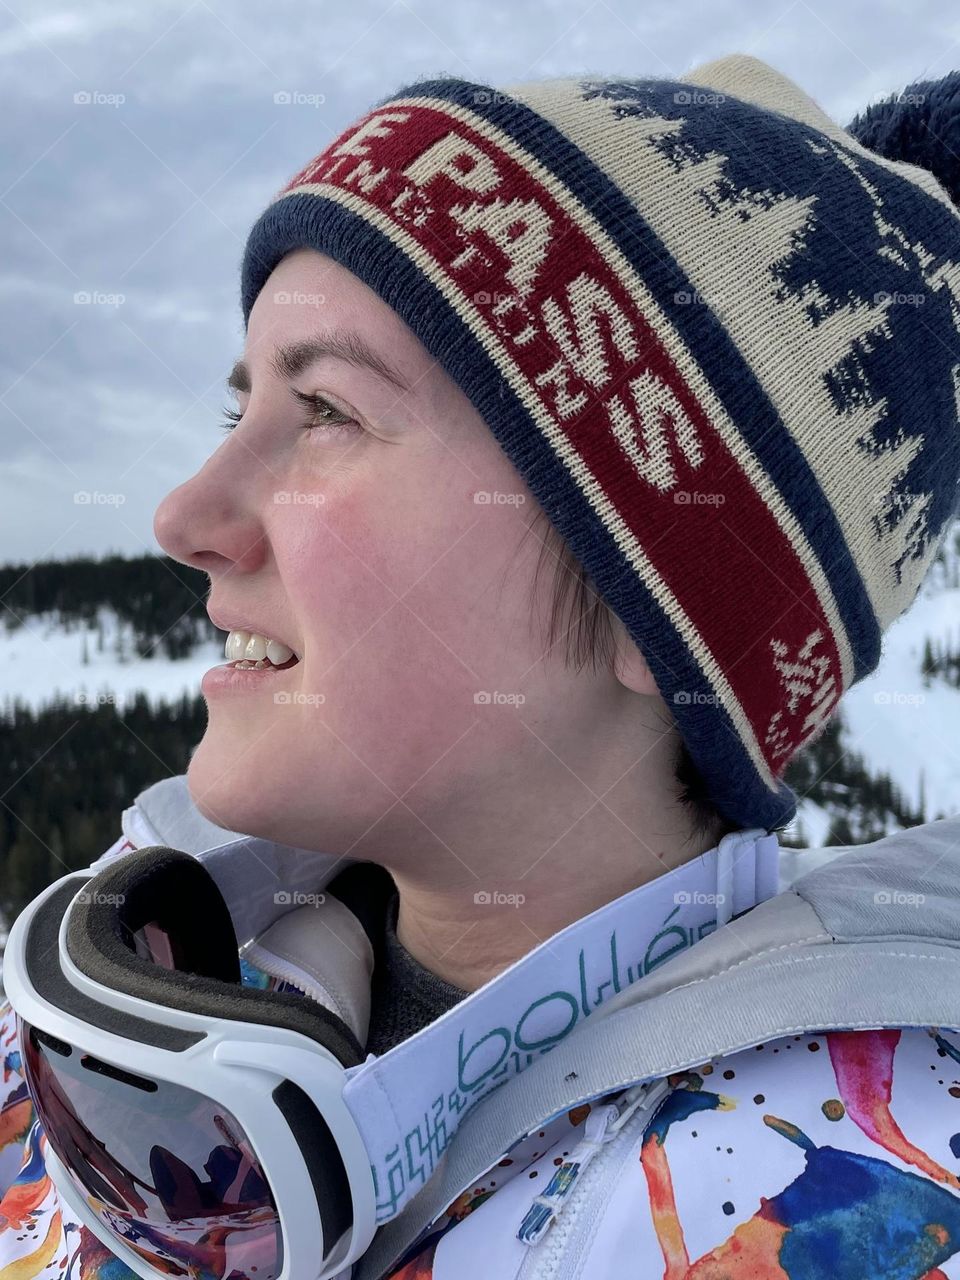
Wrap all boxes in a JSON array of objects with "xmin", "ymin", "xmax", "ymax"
[{"xmin": 239, "ymin": 54, "xmax": 960, "ymax": 832}]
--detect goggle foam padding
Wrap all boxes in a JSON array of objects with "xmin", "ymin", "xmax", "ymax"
[{"xmin": 65, "ymin": 846, "xmax": 364, "ymax": 1068}]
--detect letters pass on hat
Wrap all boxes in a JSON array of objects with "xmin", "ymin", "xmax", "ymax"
[{"xmin": 240, "ymin": 53, "xmax": 960, "ymax": 831}]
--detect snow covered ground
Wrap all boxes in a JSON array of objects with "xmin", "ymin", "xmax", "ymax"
[
  {"xmin": 0, "ymin": 607, "xmax": 223, "ymax": 713},
  {"xmin": 784, "ymin": 798, "xmax": 834, "ymax": 849},
  {"xmin": 840, "ymin": 579, "xmax": 960, "ymax": 823}
]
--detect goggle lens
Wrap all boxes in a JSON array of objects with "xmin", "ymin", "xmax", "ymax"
[{"xmin": 20, "ymin": 1016, "xmax": 283, "ymax": 1279}]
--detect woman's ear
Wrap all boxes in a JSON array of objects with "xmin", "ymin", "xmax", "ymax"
[{"xmin": 609, "ymin": 613, "xmax": 661, "ymax": 697}]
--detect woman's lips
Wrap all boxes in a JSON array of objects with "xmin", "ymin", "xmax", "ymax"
[{"xmin": 201, "ymin": 654, "xmax": 301, "ymax": 697}]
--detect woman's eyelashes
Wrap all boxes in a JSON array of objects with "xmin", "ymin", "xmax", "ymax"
[
  {"xmin": 218, "ymin": 404, "xmax": 243, "ymax": 431},
  {"xmin": 218, "ymin": 390, "xmax": 362, "ymax": 439}
]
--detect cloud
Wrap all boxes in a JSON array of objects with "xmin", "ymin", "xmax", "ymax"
[{"xmin": 1, "ymin": 0, "xmax": 956, "ymax": 560}]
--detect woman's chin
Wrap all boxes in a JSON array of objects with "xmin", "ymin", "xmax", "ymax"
[
  {"xmin": 183, "ymin": 739, "xmax": 273, "ymax": 838},
  {"xmin": 183, "ymin": 737, "xmax": 323, "ymax": 849}
]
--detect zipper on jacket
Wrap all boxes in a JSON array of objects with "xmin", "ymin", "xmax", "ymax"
[
  {"xmin": 514, "ymin": 1080, "xmax": 670, "ymax": 1280},
  {"xmin": 516, "ymin": 1079, "xmax": 671, "ymax": 1250}
]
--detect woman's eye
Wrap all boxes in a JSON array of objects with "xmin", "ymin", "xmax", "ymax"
[
  {"xmin": 218, "ymin": 392, "xmax": 361, "ymax": 437},
  {"xmin": 295, "ymin": 391, "xmax": 361, "ymax": 435}
]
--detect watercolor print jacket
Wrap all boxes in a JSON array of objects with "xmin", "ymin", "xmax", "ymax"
[{"xmin": 3, "ymin": 828, "xmax": 960, "ymax": 1278}]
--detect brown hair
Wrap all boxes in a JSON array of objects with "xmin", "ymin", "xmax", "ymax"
[{"xmin": 524, "ymin": 507, "xmax": 740, "ymax": 850}]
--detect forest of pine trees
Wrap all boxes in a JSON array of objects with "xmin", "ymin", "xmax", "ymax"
[
  {"xmin": 0, "ymin": 553, "xmax": 218, "ymax": 659},
  {"xmin": 0, "ymin": 692, "xmax": 208, "ymax": 924}
]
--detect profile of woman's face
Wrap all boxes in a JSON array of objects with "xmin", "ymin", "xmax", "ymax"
[{"xmin": 153, "ymin": 248, "xmax": 625, "ymax": 859}]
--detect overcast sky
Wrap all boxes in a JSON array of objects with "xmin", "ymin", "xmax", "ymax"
[{"xmin": 2, "ymin": 0, "xmax": 958, "ymax": 565}]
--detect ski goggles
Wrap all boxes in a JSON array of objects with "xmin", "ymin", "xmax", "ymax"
[
  {"xmin": 4, "ymin": 827, "xmax": 779, "ymax": 1280},
  {"xmin": 5, "ymin": 845, "xmax": 374, "ymax": 1280}
]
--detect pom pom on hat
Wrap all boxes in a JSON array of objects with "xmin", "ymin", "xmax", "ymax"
[{"xmin": 847, "ymin": 70, "xmax": 960, "ymax": 208}]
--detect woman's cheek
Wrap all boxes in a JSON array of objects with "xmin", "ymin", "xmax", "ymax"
[{"xmin": 278, "ymin": 492, "xmax": 393, "ymax": 634}]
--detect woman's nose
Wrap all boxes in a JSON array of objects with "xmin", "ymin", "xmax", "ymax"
[{"xmin": 153, "ymin": 453, "xmax": 267, "ymax": 577}]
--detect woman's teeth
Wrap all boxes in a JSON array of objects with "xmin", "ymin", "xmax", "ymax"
[{"xmin": 223, "ymin": 629, "xmax": 299, "ymax": 670}]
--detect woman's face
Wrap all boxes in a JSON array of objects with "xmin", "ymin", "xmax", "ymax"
[{"xmin": 154, "ymin": 248, "xmax": 623, "ymax": 858}]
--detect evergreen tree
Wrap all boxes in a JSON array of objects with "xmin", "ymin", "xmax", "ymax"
[{"xmin": 921, "ymin": 636, "xmax": 935, "ymax": 686}]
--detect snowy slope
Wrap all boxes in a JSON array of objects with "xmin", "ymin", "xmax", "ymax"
[
  {"xmin": 783, "ymin": 523, "xmax": 960, "ymax": 843},
  {"xmin": 784, "ymin": 799, "xmax": 834, "ymax": 849},
  {"xmin": 0, "ymin": 606, "xmax": 223, "ymax": 713},
  {"xmin": 840, "ymin": 582, "xmax": 960, "ymax": 822}
]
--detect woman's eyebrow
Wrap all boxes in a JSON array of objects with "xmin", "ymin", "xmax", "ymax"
[{"xmin": 226, "ymin": 333, "xmax": 412, "ymax": 395}]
